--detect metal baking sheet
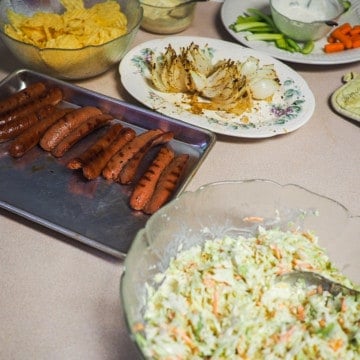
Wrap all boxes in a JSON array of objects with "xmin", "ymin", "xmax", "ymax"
[{"xmin": 0, "ymin": 69, "xmax": 216, "ymax": 258}]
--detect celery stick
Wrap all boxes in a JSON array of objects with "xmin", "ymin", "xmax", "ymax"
[
  {"xmin": 246, "ymin": 8, "xmax": 277, "ymax": 30},
  {"xmin": 234, "ymin": 15, "xmax": 260, "ymax": 24},
  {"xmin": 246, "ymin": 33, "xmax": 284, "ymax": 42},
  {"xmin": 275, "ymin": 37, "xmax": 290, "ymax": 50},
  {"xmin": 248, "ymin": 26, "xmax": 274, "ymax": 33},
  {"xmin": 231, "ymin": 21, "xmax": 270, "ymax": 33},
  {"xmin": 286, "ymin": 38, "xmax": 301, "ymax": 52},
  {"xmin": 301, "ymin": 40, "xmax": 315, "ymax": 54}
]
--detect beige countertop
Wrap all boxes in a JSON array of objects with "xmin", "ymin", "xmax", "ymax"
[{"xmin": 0, "ymin": 2, "xmax": 359, "ymax": 359}]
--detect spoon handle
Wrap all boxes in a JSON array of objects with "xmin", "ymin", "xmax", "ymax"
[{"xmin": 279, "ymin": 271, "xmax": 360, "ymax": 297}]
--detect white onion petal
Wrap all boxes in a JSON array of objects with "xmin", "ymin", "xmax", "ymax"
[{"xmin": 249, "ymin": 78, "xmax": 280, "ymax": 100}]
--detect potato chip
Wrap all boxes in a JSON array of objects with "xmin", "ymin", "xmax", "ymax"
[{"xmin": 4, "ymin": 0, "xmax": 128, "ymax": 49}]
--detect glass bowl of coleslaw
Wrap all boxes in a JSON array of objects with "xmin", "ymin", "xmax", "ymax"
[
  {"xmin": 0, "ymin": 0, "xmax": 143, "ymax": 79},
  {"xmin": 121, "ymin": 179, "xmax": 360, "ymax": 359}
]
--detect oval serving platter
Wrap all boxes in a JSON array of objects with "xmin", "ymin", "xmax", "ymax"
[{"xmin": 119, "ymin": 36, "xmax": 315, "ymax": 138}]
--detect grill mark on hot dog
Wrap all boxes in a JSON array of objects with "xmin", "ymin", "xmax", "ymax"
[
  {"xmin": 118, "ymin": 131, "xmax": 174, "ymax": 185},
  {"xmin": 0, "ymin": 82, "xmax": 47, "ymax": 116},
  {"xmin": 9, "ymin": 107, "xmax": 73, "ymax": 158},
  {"xmin": 143, "ymin": 153, "xmax": 189, "ymax": 214},
  {"xmin": 51, "ymin": 113, "xmax": 113, "ymax": 158},
  {"xmin": 102, "ymin": 129, "xmax": 164, "ymax": 181},
  {"xmin": 66, "ymin": 123, "xmax": 124, "ymax": 170},
  {"xmin": 129, "ymin": 146, "xmax": 175, "ymax": 211},
  {"xmin": 40, "ymin": 106, "xmax": 102, "ymax": 151},
  {"xmin": 0, "ymin": 86, "xmax": 63, "ymax": 126},
  {"xmin": 82, "ymin": 127, "xmax": 136, "ymax": 180},
  {"xmin": 0, "ymin": 105, "xmax": 54, "ymax": 143}
]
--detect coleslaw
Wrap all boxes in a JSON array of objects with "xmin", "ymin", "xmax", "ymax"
[{"xmin": 135, "ymin": 228, "xmax": 359, "ymax": 359}]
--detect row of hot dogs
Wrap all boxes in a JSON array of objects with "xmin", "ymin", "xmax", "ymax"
[{"xmin": 0, "ymin": 81, "xmax": 189, "ymax": 214}]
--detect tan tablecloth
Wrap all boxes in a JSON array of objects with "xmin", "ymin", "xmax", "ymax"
[{"xmin": 0, "ymin": 2, "xmax": 359, "ymax": 359}]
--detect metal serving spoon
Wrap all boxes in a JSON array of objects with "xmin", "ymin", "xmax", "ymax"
[
  {"xmin": 169, "ymin": 0, "xmax": 209, "ymax": 19},
  {"xmin": 278, "ymin": 270, "xmax": 360, "ymax": 297}
]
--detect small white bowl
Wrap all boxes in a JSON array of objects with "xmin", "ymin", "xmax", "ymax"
[{"xmin": 270, "ymin": 0, "xmax": 347, "ymax": 42}]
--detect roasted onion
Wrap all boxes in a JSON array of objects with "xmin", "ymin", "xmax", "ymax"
[{"xmin": 148, "ymin": 43, "xmax": 281, "ymax": 114}]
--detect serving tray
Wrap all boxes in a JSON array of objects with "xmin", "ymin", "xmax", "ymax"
[{"xmin": 0, "ymin": 69, "xmax": 216, "ymax": 258}]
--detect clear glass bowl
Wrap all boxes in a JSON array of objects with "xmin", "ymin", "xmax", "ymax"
[
  {"xmin": 140, "ymin": 0, "xmax": 196, "ymax": 34},
  {"xmin": 120, "ymin": 179, "xmax": 359, "ymax": 357},
  {"xmin": 0, "ymin": 0, "xmax": 143, "ymax": 79},
  {"xmin": 270, "ymin": 0, "xmax": 347, "ymax": 42}
]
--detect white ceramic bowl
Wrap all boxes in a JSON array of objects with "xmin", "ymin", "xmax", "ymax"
[{"xmin": 270, "ymin": 0, "xmax": 347, "ymax": 42}]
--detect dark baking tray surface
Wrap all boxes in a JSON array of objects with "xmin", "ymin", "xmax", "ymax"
[{"xmin": 0, "ymin": 69, "xmax": 216, "ymax": 258}]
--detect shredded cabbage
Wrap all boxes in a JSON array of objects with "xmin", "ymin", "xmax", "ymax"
[{"xmin": 136, "ymin": 228, "xmax": 360, "ymax": 359}]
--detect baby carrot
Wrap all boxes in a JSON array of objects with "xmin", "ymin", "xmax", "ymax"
[
  {"xmin": 350, "ymin": 25, "xmax": 360, "ymax": 36},
  {"xmin": 334, "ymin": 22, "xmax": 352, "ymax": 35},
  {"xmin": 323, "ymin": 23, "xmax": 360, "ymax": 52},
  {"xmin": 327, "ymin": 35, "xmax": 336, "ymax": 43},
  {"xmin": 324, "ymin": 42, "xmax": 345, "ymax": 53},
  {"xmin": 352, "ymin": 38, "xmax": 360, "ymax": 48},
  {"xmin": 351, "ymin": 34, "xmax": 360, "ymax": 42},
  {"xmin": 332, "ymin": 30, "xmax": 352, "ymax": 48}
]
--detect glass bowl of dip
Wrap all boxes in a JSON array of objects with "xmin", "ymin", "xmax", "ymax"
[
  {"xmin": 140, "ymin": 0, "xmax": 197, "ymax": 34},
  {"xmin": 270, "ymin": 0, "xmax": 348, "ymax": 42}
]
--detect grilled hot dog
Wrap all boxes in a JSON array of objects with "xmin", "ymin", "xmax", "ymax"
[
  {"xmin": 82, "ymin": 127, "xmax": 136, "ymax": 180},
  {"xmin": 0, "ymin": 82, "xmax": 47, "ymax": 116},
  {"xmin": 102, "ymin": 129, "xmax": 164, "ymax": 181},
  {"xmin": 143, "ymin": 154, "xmax": 189, "ymax": 214},
  {"xmin": 51, "ymin": 113, "xmax": 113, "ymax": 158},
  {"xmin": 40, "ymin": 106, "xmax": 102, "ymax": 151},
  {"xmin": 118, "ymin": 131, "xmax": 174, "ymax": 185},
  {"xmin": 66, "ymin": 123, "xmax": 123, "ymax": 170},
  {"xmin": 129, "ymin": 146, "xmax": 175, "ymax": 211},
  {"xmin": 0, "ymin": 105, "xmax": 56, "ymax": 143},
  {"xmin": 0, "ymin": 86, "xmax": 63, "ymax": 126},
  {"xmin": 9, "ymin": 107, "xmax": 73, "ymax": 158}
]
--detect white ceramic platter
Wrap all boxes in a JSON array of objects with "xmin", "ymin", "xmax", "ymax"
[
  {"xmin": 119, "ymin": 36, "xmax": 315, "ymax": 138},
  {"xmin": 221, "ymin": 0, "xmax": 360, "ymax": 65}
]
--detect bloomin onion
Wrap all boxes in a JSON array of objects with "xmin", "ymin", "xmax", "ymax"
[{"xmin": 149, "ymin": 43, "xmax": 281, "ymax": 115}]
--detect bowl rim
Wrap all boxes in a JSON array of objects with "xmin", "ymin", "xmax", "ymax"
[
  {"xmin": 149, "ymin": 178, "xmax": 357, "ymax": 220},
  {"xmin": 0, "ymin": 0, "xmax": 143, "ymax": 52},
  {"xmin": 139, "ymin": 0, "xmax": 195, "ymax": 10},
  {"xmin": 124, "ymin": 179, "xmax": 359, "ymax": 265}
]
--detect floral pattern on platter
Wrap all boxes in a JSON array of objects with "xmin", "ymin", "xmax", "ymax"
[{"xmin": 130, "ymin": 48, "xmax": 307, "ymax": 131}]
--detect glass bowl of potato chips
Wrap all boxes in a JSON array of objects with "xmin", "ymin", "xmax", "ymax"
[{"xmin": 0, "ymin": 0, "xmax": 143, "ymax": 79}]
